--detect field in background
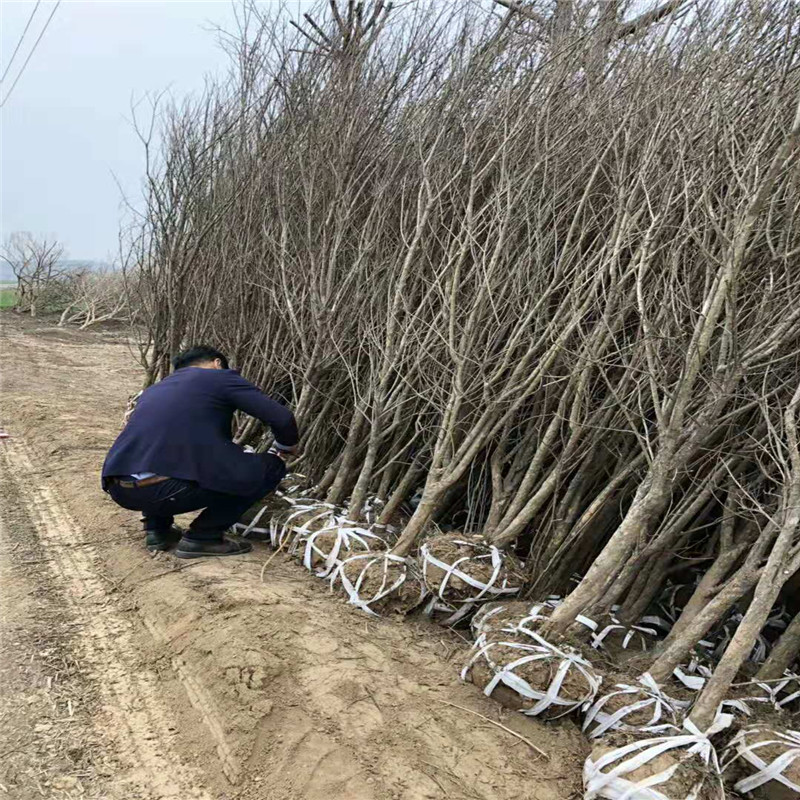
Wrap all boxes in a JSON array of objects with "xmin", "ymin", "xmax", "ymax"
[{"xmin": 0, "ymin": 285, "xmax": 16, "ymax": 309}]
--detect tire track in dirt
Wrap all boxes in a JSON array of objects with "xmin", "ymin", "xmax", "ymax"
[
  {"xmin": 141, "ymin": 615, "xmax": 243, "ymax": 784},
  {"xmin": 2, "ymin": 439, "xmax": 214, "ymax": 800}
]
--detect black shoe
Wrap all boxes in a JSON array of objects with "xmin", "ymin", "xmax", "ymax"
[
  {"xmin": 174, "ymin": 536, "xmax": 253, "ymax": 559},
  {"xmin": 145, "ymin": 525, "xmax": 184, "ymax": 552}
]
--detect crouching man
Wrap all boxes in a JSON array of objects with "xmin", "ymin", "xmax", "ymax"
[{"xmin": 101, "ymin": 346, "xmax": 298, "ymax": 558}]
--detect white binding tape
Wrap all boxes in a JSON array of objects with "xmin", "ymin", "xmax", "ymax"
[
  {"xmin": 584, "ymin": 717, "xmax": 729, "ymax": 800},
  {"xmin": 726, "ymin": 726, "xmax": 800, "ymax": 794},
  {"xmin": 330, "ymin": 553, "xmax": 424, "ymax": 617},
  {"xmin": 462, "ymin": 631, "xmax": 600, "ymax": 719},
  {"xmin": 582, "ymin": 674, "xmax": 678, "ymax": 739},
  {"xmin": 302, "ymin": 525, "xmax": 386, "ymax": 578},
  {"xmin": 421, "ymin": 540, "xmax": 521, "ymax": 625}
]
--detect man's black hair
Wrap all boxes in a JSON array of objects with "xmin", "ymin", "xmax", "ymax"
[{"xmin": 172, "ymin": 345, "xmax": 229, "ymax": 371}]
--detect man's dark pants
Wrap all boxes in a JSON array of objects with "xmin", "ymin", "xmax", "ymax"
[{"xmin": 107, "ymin": 454, "xmax": 286, "ymax": 541}]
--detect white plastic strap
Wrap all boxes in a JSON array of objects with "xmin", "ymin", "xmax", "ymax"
[
  {"xmin": 421, "ymin": 541, "xmax": 521, "ymax": 624},
  {"xmin": 751, "ymin": 670, "xmax": 800, "ymax": 710},
  {"xmin": 331, "ymin": 553, "xmax": 422, "ymax": 617},
  {"xmin": 582, "ymin": 675, "xmax": 678, "ymax": 739},
  {"xmin": 515, "ymin": 603, "xmax": 556, "ymax": 630},
  {"xmin": 728, "ymin": 726, "xmax": 800, "ymax": 794},
  {"xmin": 472, "ymin": 602, "xmax": 597, "ymax": 640},
  {"xmin": 237, "ymin": 503, "xmax": 272, "ymax": 537},
  {"xmin": 584, "ymin": 717, "xmax": 729, "ymax": 800},
  {"xmin": 640, "ymin": 614, "xmax": 673, "ymax": 635},
  {"xmin": 471, "ymin": 602, "xmax": 510, "ymax": 637},
  {"xmin": 233, "ymin": 488, "xmax": 311, "ymax": 539},
  {"xmin": 720, "ymin": 698, "xmax": 754, "ymax": 717},
  {"xmin": 302, "ymin": 525, "xmax": 385, "ymax": 578},
  {"xmin": 672, "ymin": 660, "xmax": 712, "ymax": 692},
  {"xmin": 269, "ymin": 503, "xmax": 337, "ymax": 549},
  {"xmin": 463, "ymin": 633, "xmax": 600, "ymax": 719},
  {"xmin": 591, "ymin": 618, "xmax": 659, "ymax": 651}
]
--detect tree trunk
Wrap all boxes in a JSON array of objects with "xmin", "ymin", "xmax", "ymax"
[
  {"xmin": 377, "ymin": 461, "xmax": 424, "ymax": 527},
  {"xmin": 666, "ymin": 546, "xmax": 745, "ymax": 642},
  {"xmin": 58, "ymin": 304, "xmax": 74, "ymax": 326},
  {"xmin": 647, "ymin": 570, "xmax": 757, "ymax": 684},
  {"xmin": 347, "ymin": 404, "xmax": 384, "ymax": 520},
  {"xmin": 234, "ymin": 415, "xmax": 261, "ymax": 446},
  {"xmin": 691, "ymin": 387, "xmax": 800, "ymax": 728},
  {"xmin": 546, "ymin": 468, "xmax": 667, "ymax": 634},
  {"xmin": 326, "ymin": 407, "xmax": 366, "ymax": 505},
  {"xmin": 617, "ymin": 553, "xmax": 670, "ymax": 625},
  {"xmin": 391, "ymin": 489, "xmax": 444, "ymax": 557},
  {"xmin": 690, "ymin": 552, "xmax": 794, "ymax": 729},
  {"xmin": 530, "ymin": 452, "xmax": 644, "ymax": 584},
  {"xmin": 313, "ymin": 450, "xmax": 344, "ymax": 498},
  {"xmin": 757, "ymin": 611, "xmax": 800, "ymax": 681},
  {"xmin": 487, "ymin": 409, "xmax": 563, "ymax": 538}
]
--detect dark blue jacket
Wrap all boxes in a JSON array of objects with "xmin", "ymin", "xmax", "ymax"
[{"xmin": 102, "ymin": 368, "xmax": 299, "ymax": 496}]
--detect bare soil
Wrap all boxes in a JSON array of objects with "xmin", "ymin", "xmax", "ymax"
[{"xmin": 0, "ymin": 312, "xmax": 586, "ymax": 799}]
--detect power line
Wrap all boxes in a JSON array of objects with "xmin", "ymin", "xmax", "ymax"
[
  {"xmin": 0, "ymin": 0, "xmax": 61, "ymax": 109},
  {"xmin": 0, "ymin": 0, "xmax": 42, "ymax": 84}
]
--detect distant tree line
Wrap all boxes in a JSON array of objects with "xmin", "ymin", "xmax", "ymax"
[{"xmin": 0, "ymin": 232, "xmax": 135, "ymax": 328}]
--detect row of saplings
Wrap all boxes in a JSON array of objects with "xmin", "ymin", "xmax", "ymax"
[{"xmin": 234, "ymin": 475, "xmax": 800, "ymax": 800}]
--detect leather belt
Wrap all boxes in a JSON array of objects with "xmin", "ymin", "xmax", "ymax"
[{"xmin": 113, "ymin": 475, "xmax": 170, "ymax": 489}]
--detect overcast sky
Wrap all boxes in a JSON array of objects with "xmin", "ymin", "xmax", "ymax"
[{"xmin": 0, "ymin": 0, "xmax": 314, "ymax": 268}]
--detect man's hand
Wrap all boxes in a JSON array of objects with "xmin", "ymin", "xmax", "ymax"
[{"xmin": 268, "ymin": 444, "xmax": 300, "ymax": 461}]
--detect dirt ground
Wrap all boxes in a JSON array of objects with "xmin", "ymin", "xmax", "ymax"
[{"xmin": 0, "ymin": 312, "xmax": 587, "ymax": 800}]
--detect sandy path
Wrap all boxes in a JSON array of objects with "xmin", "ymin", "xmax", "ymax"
[{"xmin": 1, "ymin": 438, "xmax": 211, "ymax": 799}]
